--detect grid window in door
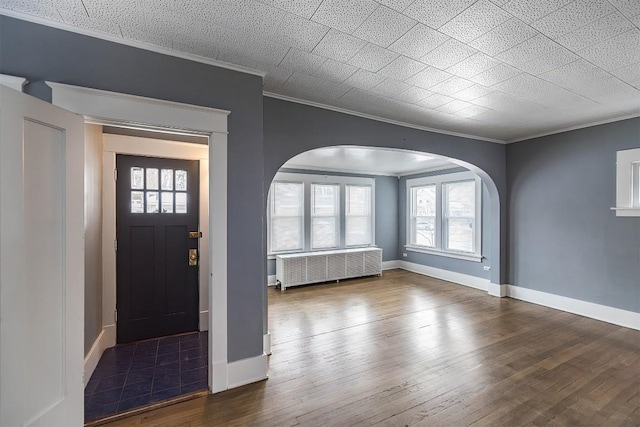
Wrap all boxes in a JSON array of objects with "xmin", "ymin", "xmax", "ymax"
[{"xmin": 130, "ymin": 167, "xmax": 188, "ymax": 213}]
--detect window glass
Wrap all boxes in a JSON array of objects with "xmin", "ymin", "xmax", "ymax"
[
  {"xmin": 161, "ymin": 169, "xmax": 173, "ymax": 190},
  {"xmin": 131, "ymin": 191, "xmax": 144, "ymax": 213},
  {"xmin": 175, "ymin": 170, "xmax": 187, "ymax": 191},
  {"xmin": 270, "ymin": 182, "xmax": 303, "ymax": 252},
  {"xmin": 131, "ymin": 167, "xmax": 144, "ymax": 189},
  {"xmin": 444, "ymin": 180, "xmax": 475, "ymax": 252},
  {"xmin": 161, "ymin": 192, "xmax": 173, "ymax": 213},
  {"xmin": 311, "ymin": 184, "xmax": 339, "ymax": 249},
  {"xmin": 411, "ymin": 185, "xmax": 436, "ymax": 248},
  {"xmin": 175, "ymin": 193, "xmax": 187, "ymax": 213},
  {"xmin": 146, "ymin": 192, "xmax": 159, "ymax": 213},
  {"xmin": 146, "ymin": 168, "xmax": 159, "ymax": 190},
  {"xmin": 346, "ymin": 185, "xmax": 372, "ymax": 246}
]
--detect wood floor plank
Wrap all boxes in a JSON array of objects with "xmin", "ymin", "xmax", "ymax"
[{"xmin": 102, "ymin": 270, "xmax": 640, "ymax": 426}]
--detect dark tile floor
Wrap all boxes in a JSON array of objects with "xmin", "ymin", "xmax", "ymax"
[{"xmin": 84, "ymin": 331, "xmax": 208, "ymax": 422}]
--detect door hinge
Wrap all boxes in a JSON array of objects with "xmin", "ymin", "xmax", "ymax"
[
  {"xmin": 114, "ymin": 168, "xmax": 118, "ymax": 181},
  {"xmin": 114, "ymin": 309, "xmax": 117, "ymax": 323},
  {"xmin": 114, "ymin": 239, "xmax": 117, "ymax": 252}
]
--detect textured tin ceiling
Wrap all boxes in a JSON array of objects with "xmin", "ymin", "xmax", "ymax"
[{"xmin": 1, "ymin": 0, "xmax": 639, "ymax": 142}]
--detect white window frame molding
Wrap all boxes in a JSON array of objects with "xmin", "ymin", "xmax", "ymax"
[
  {"xmin": 46, "ymin": 82, "xmax": 236, "ymax": 394},
  {"xmin": 405, "ymin": 171, "xmax": 482, "ymax": 262},
  {"xmin": 268, "ymin": 172, "xmax": 375, "ymax": 258},
  {"xmin": 0, "ymin": 74, "xmax": 28, "ymax": 92},
  {"xmin": 613, "ymin": 148, "xmax": 640, "ymax": 217}
]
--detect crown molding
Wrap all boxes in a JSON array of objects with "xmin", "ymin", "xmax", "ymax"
[
  {"xmin": 0, "ymin": 9, "xmax": 266, "ymax": 78},
  {"xmin": 263, "ymin": 92, "xmax": 506, "ymax": 145},
  {"xmin": 507, "ymin": 112, "xmax": 640, "ymax": 143}
]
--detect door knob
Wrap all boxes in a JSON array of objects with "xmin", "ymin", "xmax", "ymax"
[{"xmin": 189, "ymin": 249, "xmax": 198, "ymax": 266}]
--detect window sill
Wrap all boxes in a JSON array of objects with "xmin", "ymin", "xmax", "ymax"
[
  {"xmin": 404, "ymin": 245, "xmax": 482, "ymax": 262},
  {"xmin": 611, "ymin": 207, "xmax": 640, "ymax": 217}
]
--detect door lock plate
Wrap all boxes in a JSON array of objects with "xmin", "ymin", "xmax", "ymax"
[
  {"xmin": 189, "ymin": 249, "xmax": 198, "ymax": 266},
  {"xmin": 189, "ymin": 231, "xmax": 202, "ymax": 239}
]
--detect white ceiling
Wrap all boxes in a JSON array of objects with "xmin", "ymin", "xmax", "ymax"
[
  {"xmin": 284, "ymin": 146, "xmax": 456, "ymax": 175},
  {"xmin": 2, "ymin": 0, "xmax": 639, "ymax": 142}
]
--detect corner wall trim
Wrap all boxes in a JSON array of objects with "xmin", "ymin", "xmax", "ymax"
[
  {"xmin": 227, "ymin": 353, "xmax": 268, "ymax": 389},
  {"xmin": 263, "ymin": 332, "xmax": 272, "ymax": 356},
  {"xmin": 382, "ymin": 260, "xmax": 401, "ymax": 270},
  {"xmin": 84, "ymin": 326, "xmax": 115, "ymax": 385},
  {"xmin": 488, "ymin": 283, "xmax": 507, "ymax": 297},
  {"xmin": 398, "ymin": 260, "xmax": 490, "ymax": 291},
  {"xmin": 199, "ymin": 311, "xmax": 209, "ymax": 332},
  {"xmin": 507, "ymin": 285, "xmax": 640, "ymax": 331}
]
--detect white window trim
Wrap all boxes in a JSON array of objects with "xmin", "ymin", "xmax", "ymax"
[
  {"xmin": 613, "ymin": 148, "xmax": 640, "ymax": 217},
  {"xmin": 405, "ymin": 171, "xmax": 482, "ymax": 262},
  {"xmin": 268, "ymin": 172, "xmax": 375, "ymax": 257}
]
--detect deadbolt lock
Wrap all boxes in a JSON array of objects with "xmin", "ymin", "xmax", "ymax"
[{"xmin": 189, "ymin": 249, "xmax": 198, "ymax": 266}]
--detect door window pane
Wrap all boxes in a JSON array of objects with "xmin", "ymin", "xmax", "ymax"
[
  {"xmin": 131, "ymin": 167, "xmax": 144, "ymax": 189},
  {"xmin": 161, "ymin": 192, "xmax": 173, "ymax": 213},
  {"xmin": 175, "ymin": 170, "xmax": 187, "ymax": 191},
  {"xmin": 146, "ymin": 192, "xmax": 159, "ymax": 213},
  {"xmin": 131, "ymin": 191, "xmax": 144, "ymax": 213},
  {"xmin": 175, "ymin": 193, "xmax": 187, "ymax": 213},
  {"xmin": 161, "ymin": 169, "xmax": 173, "ymax": 190},
  {"xmin": 146, "ymin": 168, "xmax": 159, "ymax": 190}
]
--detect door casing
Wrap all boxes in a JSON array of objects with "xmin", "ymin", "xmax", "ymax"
[{"xmin": 48, "ymin": 81, "xmax": 233, "ymax": 394}]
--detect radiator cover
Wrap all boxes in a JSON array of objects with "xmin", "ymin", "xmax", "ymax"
[{"xmin": 275, "ymin": 247, "xmax": 382, "ymax": 291}]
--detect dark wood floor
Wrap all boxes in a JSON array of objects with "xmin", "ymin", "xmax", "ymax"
[{"xmin": 104, "ymin": 269, "xmax": 640, "ymax": 426}]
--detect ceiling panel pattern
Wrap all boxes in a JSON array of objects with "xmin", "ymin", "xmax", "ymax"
[{"xmin": 2, "ymin": 0, "xmax": 639, "ymax": 142}]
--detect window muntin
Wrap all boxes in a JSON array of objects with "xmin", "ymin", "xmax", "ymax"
[
  {"xmin": 345, "ymin": 185, "xmax": 372, "ymax": 246},
  {"xmin": 311, "ymin": 184, "xmax": 339, "ymax": 249},
  {"xmin": 129, "ymin": 167, "xmax": 188, "ymax": 214},
  {"xmin": 406, "ymin": 172, "xmax": 481, "ymax": 259},
  {"xmin": 270, "ymin": 182, "xmax": 304, "ymax": 252}
]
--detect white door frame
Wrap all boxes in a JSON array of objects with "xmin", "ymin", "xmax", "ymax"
[
  {"xmin": 101, "ymin": 133, "xmax": 210, "ymax": 341},
  {"xmin": 48, "ymin": 82, "xmax": 230, "ymax": 393}
]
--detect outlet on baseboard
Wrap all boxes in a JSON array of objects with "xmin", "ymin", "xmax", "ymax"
[
  {"xmin": 402, "ymin": 253, "xmax": 408, "ymax": 257},
  {"xmin": 483, "ymin": 266, "xmax": 491, "ymax": 271}
]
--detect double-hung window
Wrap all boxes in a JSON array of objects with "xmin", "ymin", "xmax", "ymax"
[
  {"xmin": 269, "ymin": 182, "xmax": 304, "ymax": 252},
  {"xmin": 311, "ymin": 184, "xmax": 339, "ymax": 249},
  {"xmin": 345, "ymin": 185, "xmax": 372, "ymax": 246},
  {"xmin": 268, "ymin": 172, "xmax": 375, "ymax": 255},
  {"xmin": 406, "ymin": 171, "xmax": 481, "ymax": 261}
]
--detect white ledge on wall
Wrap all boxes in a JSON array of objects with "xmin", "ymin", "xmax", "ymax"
[{"xmin": 405, "ymin": 245, "xmax": 482, "ymax": 262}]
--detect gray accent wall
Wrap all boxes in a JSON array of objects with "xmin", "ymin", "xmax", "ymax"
[
  {"xmin": 266, "ymin": 169, "xmax": 398, "ymax": 276},
  {"xmin": 0, "ymin": 16, "xmax": 265, "ymax": 362},
  {"xmin": 263, "ymin": 97, "xmax": 507, "ymax": 286},
  {"xmin": 398, "ymin": 168, "xmax": 492, "ymax": 279},
  {"xmin": 507, "ymin": 118, "xmax": 640, "ymax": 313}
]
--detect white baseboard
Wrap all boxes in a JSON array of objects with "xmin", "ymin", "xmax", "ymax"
[
  {"xmin": 488, "ymin": 282, "xmax": 507, "ymax": 297},
  {"xmin": 398, "ymin": 260, "xmax": 490, "ymax": 291},
  {"xmin": 84, "ymin": 325, "xmax": 115, "ymax": 385},
  {"xmin": 227, "ymin": 353, "xmax": 268, "ymax": 389},
  {"xmin": 267, "ymin": 275, "xmax": 276, "ymax": 286},
  {"xmin": 263, "ymin": 331, "xmax": 272, "ymax": 356},
  {"xmin": 507, "ymin": 285, "xmax": 640, "ymax": 330},
  {"xmin": 199, "ymin": 310, "xmax": 209, "ymax": 331},
  {"xmin": 382, "ymin": 260, "xmax": 401, "ymax": 270}
]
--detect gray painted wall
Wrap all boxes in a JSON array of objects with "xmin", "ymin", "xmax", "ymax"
[
  {"xmin": 266, "ymin": 169, "xmax": 398, "ymax": 276},
  {"xmin": 0, "ymin": 16, "xmax": 265, "ymax": 362},
  {"xmin": 507, "ymin": 118, "xmax": 640, "ymax": 313},
  {"xmin": 263, "ymin": 97, "xmax": 507, "ymax": 286},
  {"xmin": 398, "ymin": 168, "xmax": 492, "ymax": 279}
]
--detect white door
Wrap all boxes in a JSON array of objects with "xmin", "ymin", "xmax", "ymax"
[{"xmin": 1, "ymin": 85, "xmax": 84, "ymax": 426}]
